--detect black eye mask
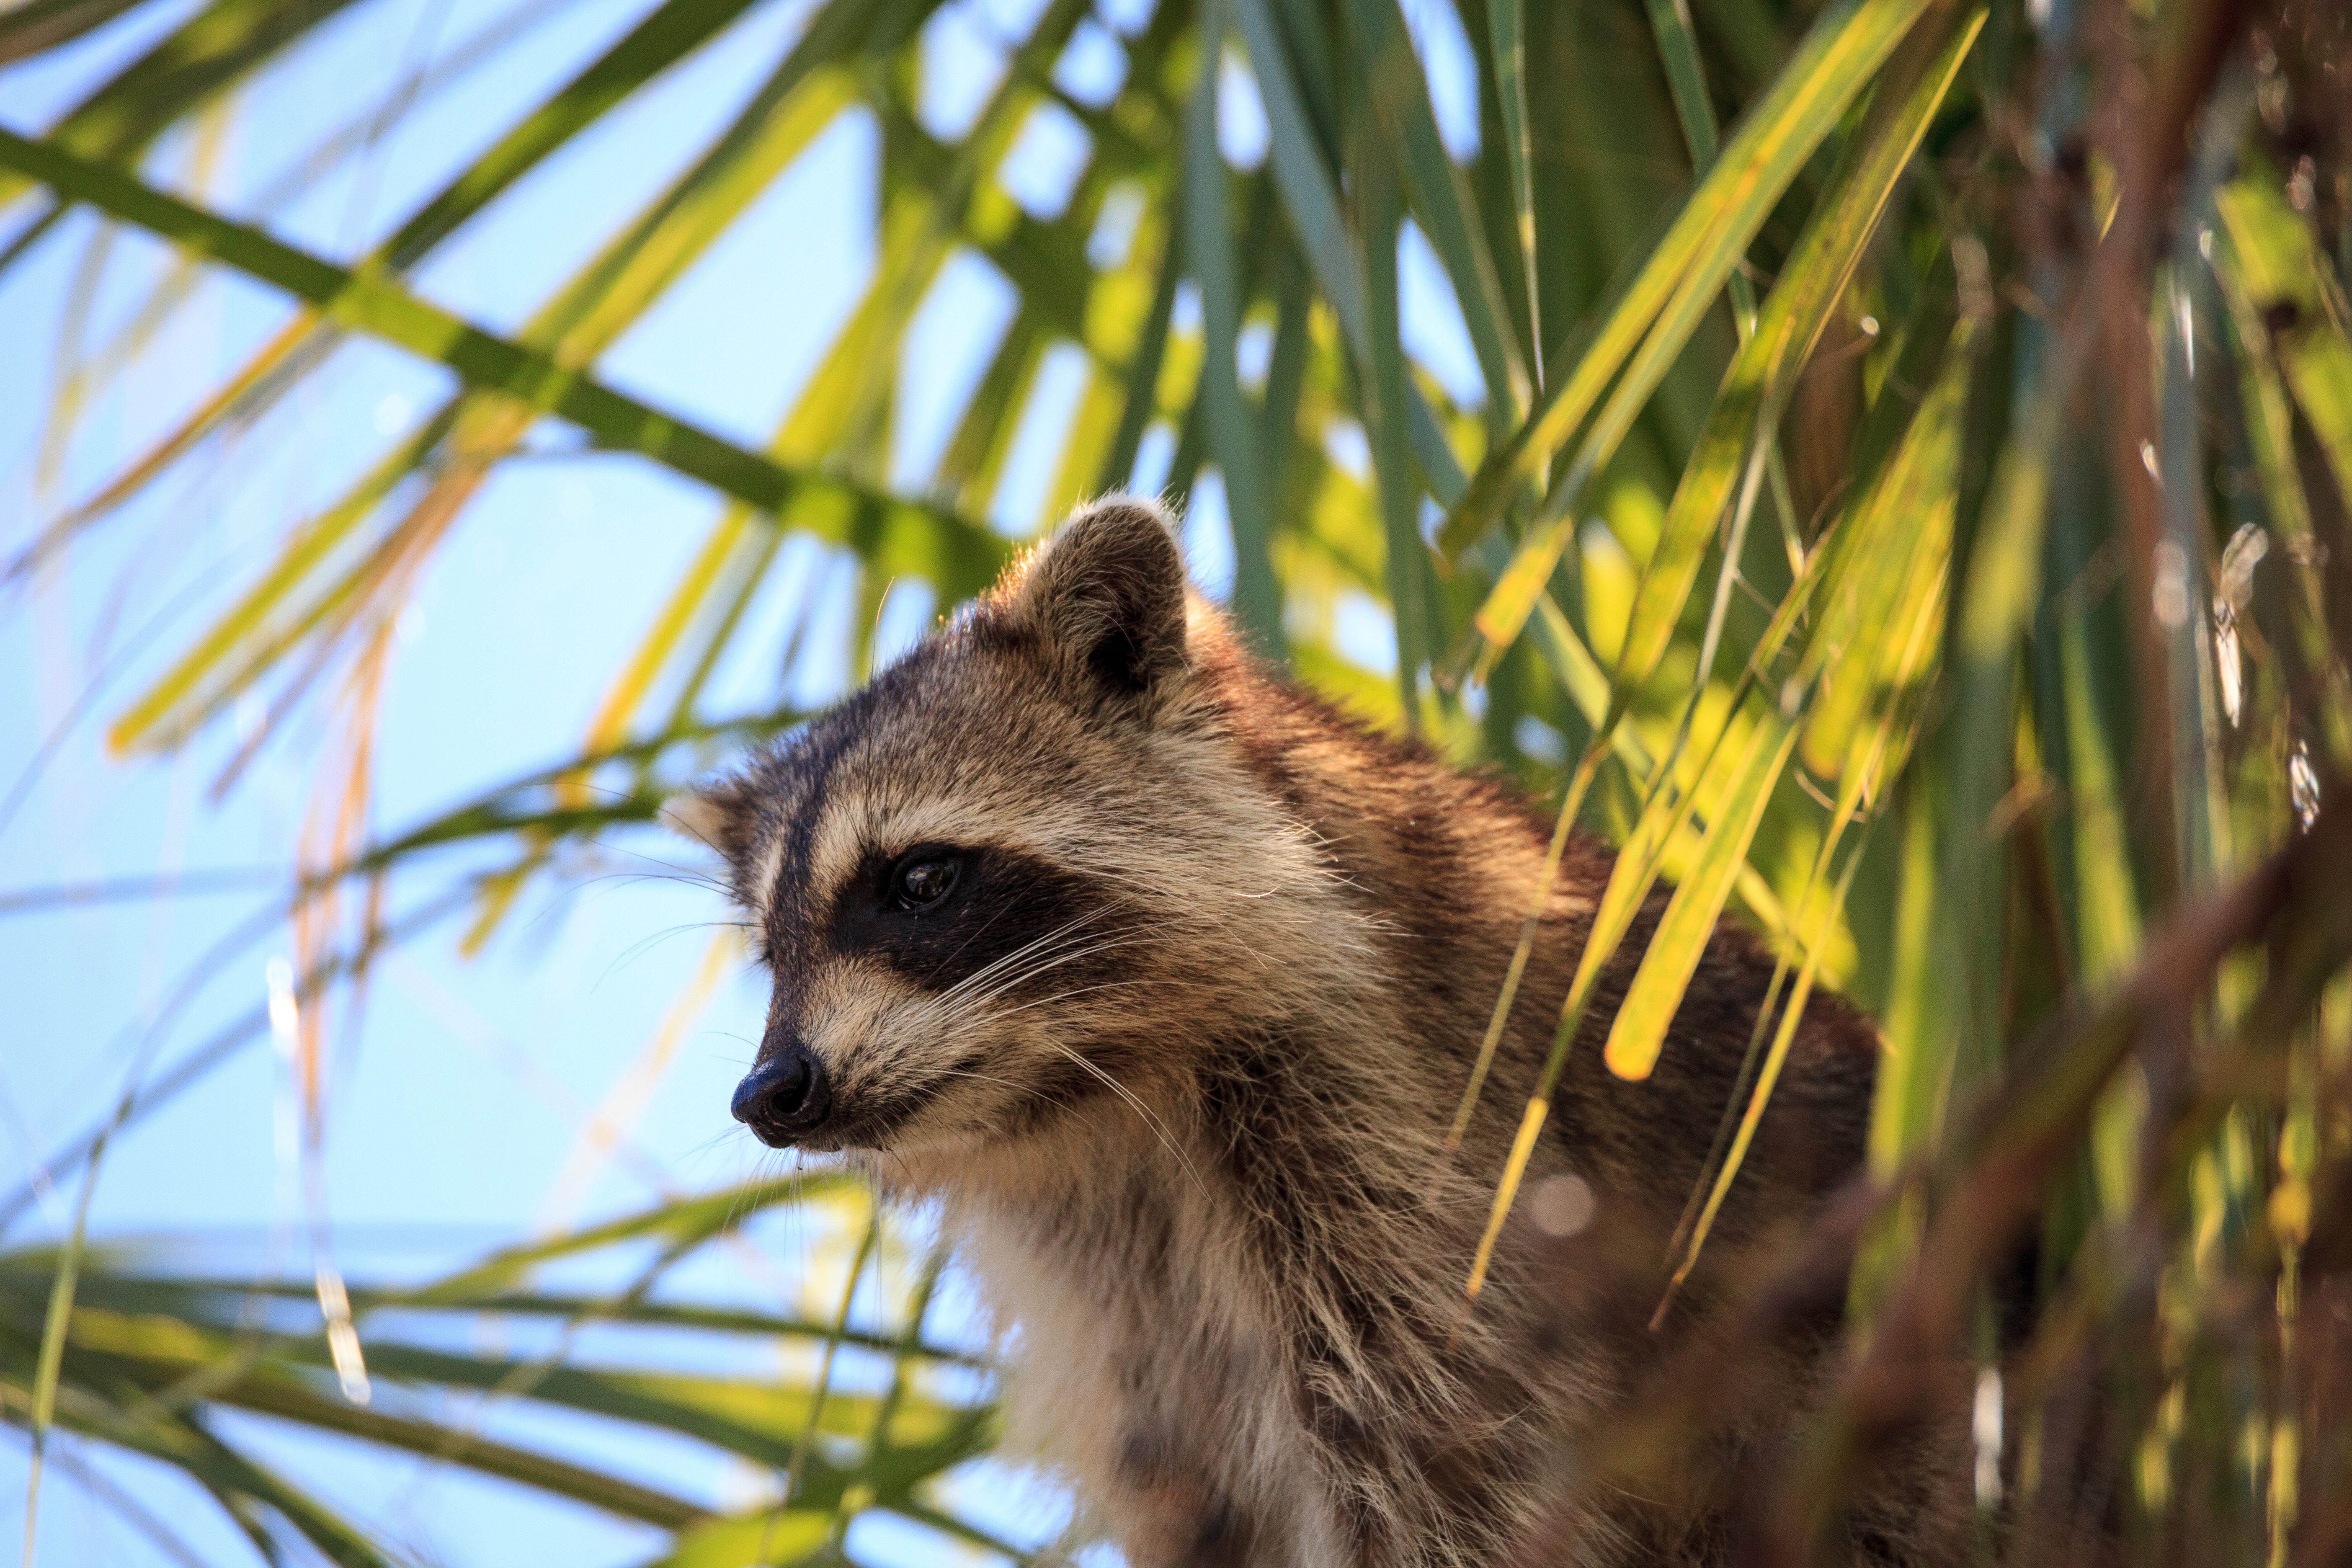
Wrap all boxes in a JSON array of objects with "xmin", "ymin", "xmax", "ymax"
[{"xmin": 824, "ymin": 843, "xmax": 1124, "ymax": 996}]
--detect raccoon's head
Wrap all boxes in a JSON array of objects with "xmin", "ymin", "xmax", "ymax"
[{"xmin": 670, "ymin": 499, "xmax": 1345, "ymax": 1163}]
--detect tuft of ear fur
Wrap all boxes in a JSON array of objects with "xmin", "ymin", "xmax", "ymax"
[
  {"xmin": 660, "ymin": 779, "xmax": 755, "ymax": 864},
  {"xmin": 1008, "ymin": 498, "xmax": 1190, "ymax": 696}
]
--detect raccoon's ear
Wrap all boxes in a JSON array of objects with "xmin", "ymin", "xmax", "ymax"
[
  {"xmin": 1013, "ymin": 498, "xmax": 1189, "ymax": 696},
  {"xmin": 661, "ymin": 777, "xmax": 756, "ymax": 865}
]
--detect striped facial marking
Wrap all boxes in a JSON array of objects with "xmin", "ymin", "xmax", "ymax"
[
  {"xmin": 820, "ymin": 839, "xmax": 1126, "ymax": 996},
  {"xmin": 729, "ymin": 664, "xmax": 1171, "ymax": 1152},
  {"xmin": 712, "ymin": 499, "xmax": 1361, "ymax": 1158},
  {"xmin": 762, "ymin": 824, "xmax": 1149, "ymax": 1150}
]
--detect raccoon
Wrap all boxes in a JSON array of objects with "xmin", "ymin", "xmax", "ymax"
[{"xmin": 670, "ymin": 499, "xmax": 1964, "ymax": 1567}]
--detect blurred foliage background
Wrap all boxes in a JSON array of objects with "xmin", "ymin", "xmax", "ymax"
[{"xmin": 3, "ymin": 0, "xmax": 2352, "ymax": 1560}]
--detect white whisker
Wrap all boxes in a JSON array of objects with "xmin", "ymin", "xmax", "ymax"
[{"xmin": 1037, "ymin": 1037, "xmax": 1209, "ymax": 1199}]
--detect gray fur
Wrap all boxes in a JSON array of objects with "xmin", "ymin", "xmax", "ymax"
[{"xmin": 681, "ymin": 498, "xmax": 1969, "ymax": 1566}]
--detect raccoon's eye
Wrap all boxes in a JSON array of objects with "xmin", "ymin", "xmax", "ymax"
[{"xmin": 890, "ymin": 851, "xmax": 962, "ymax": 910}]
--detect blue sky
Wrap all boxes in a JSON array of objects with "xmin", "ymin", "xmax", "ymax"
[{"xmin": 0, "ymin": 1, "xmax": 1483, "ymax": 1561}]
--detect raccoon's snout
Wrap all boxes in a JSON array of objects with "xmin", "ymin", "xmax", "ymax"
[{"xmin": 732, "ymin": 1041, "xmax": 830, "ymax": 1146}]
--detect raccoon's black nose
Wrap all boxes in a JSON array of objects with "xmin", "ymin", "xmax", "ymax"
[{"xmin": 732, "ymin": 1042, "xmax": 830, "ymax": 1145}]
